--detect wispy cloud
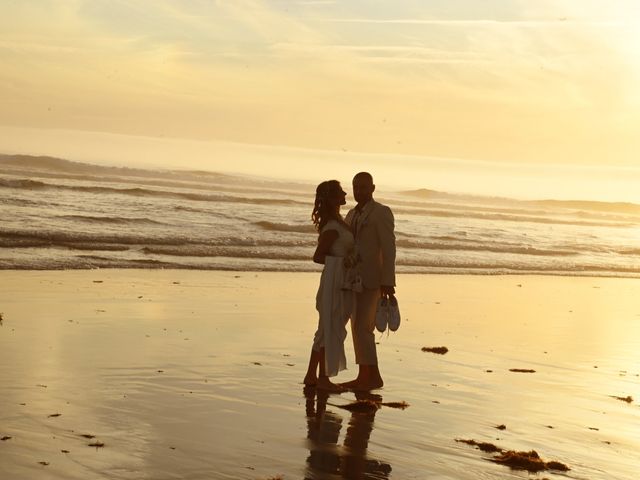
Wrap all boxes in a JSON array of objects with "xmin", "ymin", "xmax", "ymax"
[
  {"xmin": 270, "ymin": 42, "xmax": 491, "ymax": 66},
  {"xmin": 0, "ymin": 40, "xmax": 84, "ymax": 55},
  {"xmin": 320, "ymin": 18, "xmax": 624, "ymax": 27},
  {"xmin": 295, "ymin": 0, "xmax": 337, "ymax": 5}
]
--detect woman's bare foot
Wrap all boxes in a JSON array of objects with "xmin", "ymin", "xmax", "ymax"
[{"xmin": 316, "ymin": 377, "xmax": 346, "ymax": 393}]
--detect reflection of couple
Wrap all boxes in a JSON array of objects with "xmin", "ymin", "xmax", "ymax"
[
  {"xmin": 304, "ymin": 387, "xmax": 392, "ymax": 479},
  {"xmin": 304, "ymin": 172, "xmax": 396, "ymax": 392}
]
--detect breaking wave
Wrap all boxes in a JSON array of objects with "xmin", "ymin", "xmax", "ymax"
[
  {"xmin": 393, "ymin": 206, "xmax": 635, "ymax": 228},
  {"xmin": 0, "ymin": 177, "xmax": 306, "ymax": 206},
  {"xmin": 254, "ymin": 221, "xmax": 316, "ymax": 234},
  {"xmin": 58, "ymin": 215, "xmax": 167, "ymax": 226},
  {"xmin": 3, "ymin": 155, "xmax": 640, "ymax": 277}
]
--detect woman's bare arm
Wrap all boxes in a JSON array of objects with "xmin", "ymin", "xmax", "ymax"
[{"xmin": 313, "ymin": 229, "xmax": 339, "ymax": 264}]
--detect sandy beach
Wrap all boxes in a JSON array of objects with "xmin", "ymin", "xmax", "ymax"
[{"xmin": 0, "ymin": 270, "xmax": 639, "ymax": 479}]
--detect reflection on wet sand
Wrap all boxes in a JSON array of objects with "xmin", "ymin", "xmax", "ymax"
[{"xmin": 304, "ymin": 387, "xmax": 392, "ymax": 479}]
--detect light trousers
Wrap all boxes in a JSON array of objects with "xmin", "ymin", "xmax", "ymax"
[{"xmin": 351, "ymin": 287, "xmax": 379, "ymax": 365}]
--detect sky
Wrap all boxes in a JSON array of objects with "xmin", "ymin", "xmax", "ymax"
[{"xmin": 1, "ymin": 1, "xmax": 640, "ymax": 201}]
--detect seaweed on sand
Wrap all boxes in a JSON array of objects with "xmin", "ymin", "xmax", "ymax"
[
  {"xmin": 491, "ymin": 450, "xmax": 569, "ymax": 472},
  {"xmin": 457, "ymin": 439, "xmax": 570, "ymax": 473},
  {"xmin": 421, "ymin": 346, "xmax": 448, "ymax": 354},
  {"xmin": 380, "ymin": 401, "xmax": 410, "ymax": 409},
  {"xmin": 455, "ymin": 439, "xmax": 503, "ymax": 453},
  {"xmin": 330, "ymin": 398, "xmax": 410, "ymax": 413},
  {"xmin": 611, "ymin": 395, "xmax": 633, "ymax": 403},
  {"xmin": 330, "ymin": 399, "xmax": 380, "ymax": 413}
]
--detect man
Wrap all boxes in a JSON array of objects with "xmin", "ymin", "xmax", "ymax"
[{"xmin": 343, "ymin": 172, "xmax": 396, "ymax": 390}]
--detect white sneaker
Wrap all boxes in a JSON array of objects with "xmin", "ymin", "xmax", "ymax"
[
  {"xmin": 388, "ymin": 295, "xmax": 401, "ymax": 332},
  {"xmin": 375, "ymin": 297, "xmax": 388, "ymax": 333}
]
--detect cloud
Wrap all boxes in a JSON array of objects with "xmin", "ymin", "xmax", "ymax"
[
  {"xmin": 0, "ymin": 0, "xmax": 638, "ymax": 168},
  {"xmin": 294, "ymin": 0, "xmax": 337, "ymax": 5},
  {"xmin": 320, "ymin": 18, "xmax": 623, "ymax": 27}
]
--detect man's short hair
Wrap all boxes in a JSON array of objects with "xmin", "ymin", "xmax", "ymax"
[{"xmin": 354, "ymin": 172, "xmax": 374, "ymax": 184}]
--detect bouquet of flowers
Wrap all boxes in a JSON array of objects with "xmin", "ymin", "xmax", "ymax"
[
  {"xmin": 343, "ymin": 250, "xmax": 361, "ymax": 269},
  {"xmin": 342, "ymin": 249, "xmax": 363, "ymax": 292}
]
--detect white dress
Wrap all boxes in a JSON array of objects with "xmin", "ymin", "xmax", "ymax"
[{"xmin": 312, "ymin": 219, "xmax": 355, "ymax": 377}]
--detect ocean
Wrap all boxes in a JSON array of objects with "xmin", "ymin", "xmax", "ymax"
[{"xmin": 2, "ymin": 154, "xmax": 640, "ymax": 277}]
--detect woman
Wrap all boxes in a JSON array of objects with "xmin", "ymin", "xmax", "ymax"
[{"xmin": 303, "ymin": 180, "xmax": 356, "ymax": 391}]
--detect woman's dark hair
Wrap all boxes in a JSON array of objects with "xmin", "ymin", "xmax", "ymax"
[{"xmin": 311, "ymin": 180, "xmax": 341, "ymax": 232}]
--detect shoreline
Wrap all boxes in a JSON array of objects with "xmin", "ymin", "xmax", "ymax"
[{"xmin": 2, "ymin": 267, "xmax": 640, "ymax": 279}]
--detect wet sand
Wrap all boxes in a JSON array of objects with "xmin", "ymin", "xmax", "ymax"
[{"xmin": 0, "ymin": 270, "xmax": 639, "ymax": 479}]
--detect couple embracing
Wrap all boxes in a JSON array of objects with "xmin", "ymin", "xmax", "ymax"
[{"xmin": 304, "ymin": 172, "xmax": 396, "ymax": 392}]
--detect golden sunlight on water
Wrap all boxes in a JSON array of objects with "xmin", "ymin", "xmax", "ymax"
[{"xmin": 0, "ymin": 271, "xmax": 638, "ymax": 479}]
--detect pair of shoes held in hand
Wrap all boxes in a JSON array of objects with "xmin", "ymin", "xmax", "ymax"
[{"xmin": 375, "ymin": 295, "xmax": 400, "ymax": 333}]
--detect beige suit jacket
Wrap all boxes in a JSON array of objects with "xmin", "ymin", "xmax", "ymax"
[{"xmin": 345, "ymin": 199, "xmax": 396, "ymax": 290}]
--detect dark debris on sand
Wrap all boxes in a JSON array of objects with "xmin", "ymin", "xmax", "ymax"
[
  {"xmin": 509, "ymin": 368, "xmax": 536, "ymax": 373},
  {"xmin": 421, "ymin": 346, "xmax": 448, "ymax": 355},
  {"xmin": 491, "ymin": 450, "xmax": 570, "ymax": 472},
  {"xmin": 457, "ymin": 439, "xmax": 570, "ymax": 473},
  {"xmin": 495, "ymin": 424, "xmax": 507, "ymax": 430},
  {"xmin": 0, "ymin": 312, "xmax": 4, "ymax": 326},
  {"xmin": 330, "ymin": 399, "xmax": 410, "ymax": 413},
  {"xmin": 456, "ymin": 438, "xmax": 503, "ymax": 453},
  {"xmin": 88, "ymin": 441, "xmax": 105, "ymax": 448},
  {"xmin": 380, "ymin": 401, "xmax": 410, "ymax": 409},
  {"xmin": 1, "ymin": 436, "xmax": 12, "ymax": 441},
  {"xmin": 331, "ymin": 400, "xmax": 380, "ymax": 413},
  {"xmin": 611, "ymin": 395, "xmax": 633, "ymax": 403}
]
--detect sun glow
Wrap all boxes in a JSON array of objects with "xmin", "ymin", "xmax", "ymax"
[{"xmin": 0, "ymin": 1, "xmax": 639, "ymax": 201}]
